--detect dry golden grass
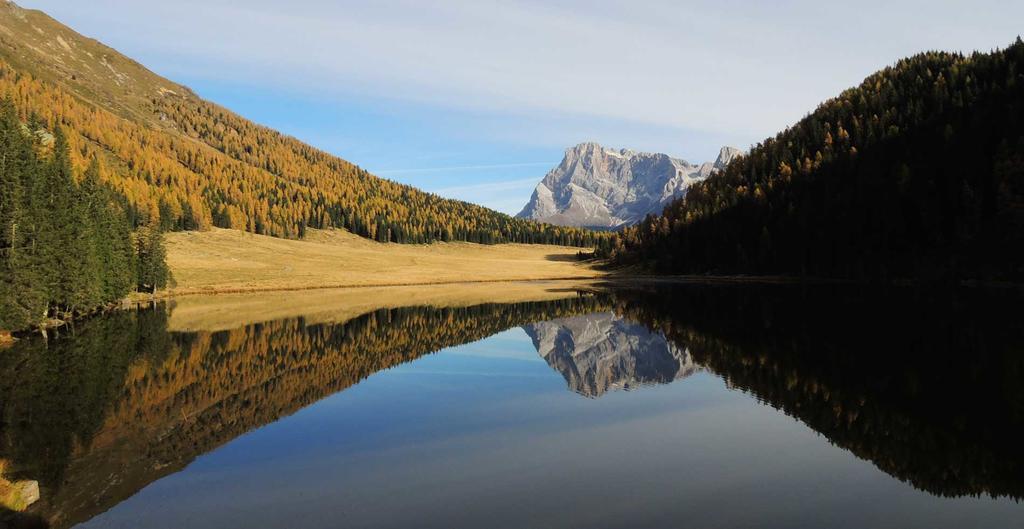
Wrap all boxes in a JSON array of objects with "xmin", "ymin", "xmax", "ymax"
[
  {"xmin": 165, "ymin": 228, "xmax": 603, "ymax": 295},
  {"xmin": 168, "ymin": 279, "xmax": 599, "ymax": 332}
]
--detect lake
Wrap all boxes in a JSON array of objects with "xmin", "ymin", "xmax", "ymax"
[{"xmin": 1, "ymin": 282, "xmax": 1022, "ymax": 528}]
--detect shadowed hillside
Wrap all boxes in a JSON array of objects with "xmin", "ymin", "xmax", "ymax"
[{"xmin": 605, "ymin": 40, "xmax": 1024, "ymax": 281}]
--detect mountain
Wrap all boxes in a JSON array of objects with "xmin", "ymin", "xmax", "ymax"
[
  {"xmin": 516, "ymin": 142, "xmax": 742, "ymax": 228},
  {"xmin": 603, "ymin": 40, "xmax": 1024, "ymax": 282},
  {"xmin": 0, "ymin": 1, "xmax": 601, "ymax": 247},
  {"xmin": 523, "ymin": 312, "xmax": 698, "ymax": 397}
]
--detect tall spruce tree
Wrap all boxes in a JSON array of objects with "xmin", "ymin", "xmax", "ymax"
[
  {"xmin": 0, "ymin": 98, "xmax": 47, "ymax": 329},
  {"xmin": 80, "ymin": 157, "xmax": 134, "ymax": 303},
  {"xmin": 135, "ymin": 222, "xmax": 168, "ymax": 294},
  {"xmin": 44, "ymin": 127, "xmax": 101, "ymax": 313}
]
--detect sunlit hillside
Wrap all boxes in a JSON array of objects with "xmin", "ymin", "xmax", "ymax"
[{"xmin": 0, "ymin": 1, "xmax": 602, "ymax": 247}]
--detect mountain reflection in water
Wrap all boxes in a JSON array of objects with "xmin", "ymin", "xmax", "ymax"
[
  {"xmin": 0, "ymin": 284, "xmax": 1022, "ymax": 528},
  {"xmin": 524, "ymin": 313, "xmax": 698, "ymax": 397}
]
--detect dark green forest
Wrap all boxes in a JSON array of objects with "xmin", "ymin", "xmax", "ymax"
[
  {"xmin": 602, "ymin": 39, "xmax": 1024, "ymax": 282},
  {"xmin": 0, "ymin": 99, "xmax": 168, "ymax": 332}
]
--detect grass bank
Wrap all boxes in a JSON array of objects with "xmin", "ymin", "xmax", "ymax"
[{"xmin": 165, "ymin": 228, "xmax": 604, "ymax": 295}]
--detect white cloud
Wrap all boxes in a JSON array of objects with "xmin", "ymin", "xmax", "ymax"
[
  {"xmin": 19, "ymin": 0, "xmax": 1024, "ymax": 161},
  {"xmin": 376, "ymin": 162, "xmax": 555, "ymax": 176}
]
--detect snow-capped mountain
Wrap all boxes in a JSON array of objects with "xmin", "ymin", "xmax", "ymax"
[{"xmin": 517, "ymin": 142, "xmax": 743, "ymax": 228}]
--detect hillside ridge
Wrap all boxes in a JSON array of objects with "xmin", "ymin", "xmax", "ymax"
[{"xmin": 0, "ymin": 1, "xmax": 603, "ymax": 247}]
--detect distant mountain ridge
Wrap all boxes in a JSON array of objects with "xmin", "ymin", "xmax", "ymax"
[{"xmin": 517, "ymin": 142, "xmax": 742, "ymax": 228}]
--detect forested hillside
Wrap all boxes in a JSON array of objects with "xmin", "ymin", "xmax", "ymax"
[
  {"xmin": 0, "ymin": 99, "xmax": 167, "ymax": 331},
  {"xmin": 604, "ymin": 40, "xmax": 1024, "ymax": 281},
  {"xmin": 0, "ymin": 1, "xmax": 602, "ymax": 246}
]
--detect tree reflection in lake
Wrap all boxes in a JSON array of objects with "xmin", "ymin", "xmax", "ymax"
[
  {"xmin": 0, "ymin": 283, "xmax": 1022, "ymax": 528},
  {"xmin": 611, "ymin": 282, "xmax": 1024, "ymax": 500},
  {"xmin": 0, "ymin": 295, "xmax": 609, "ymax": 528}
]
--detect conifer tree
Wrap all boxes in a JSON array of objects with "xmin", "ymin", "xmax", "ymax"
[
  {"xmin": 0, "ymin": 98, "xmax": 48, "ymax": 329},
  {"xmin": 42, "ymin": 127, "xmax": 99, "ymax": 313},
  {"xmin": 135, "ymin": 223, "xmax": 168, "ymax": 294},
  {"xmin": 0, "ymin": 102, "xmax": 167, "ymax": 332}
]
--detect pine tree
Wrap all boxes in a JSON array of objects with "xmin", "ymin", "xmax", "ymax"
[
  {"xmin": 80, "ymin": 157, "xmax": 134, "ymax": 303},
  {"xmin": 43, "ymin": 127, "xmax": 99, "ymax": 313},
  {"xmin": 136, "ymin": 223, "xmax": 168, "ymax": 294},
  {"xmin": 0, "ymin": 98, "xmax": 46, "ymax": 329}
]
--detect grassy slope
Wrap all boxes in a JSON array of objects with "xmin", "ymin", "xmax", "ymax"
[{"xmin": 166, "ymin": 228, "xmax": 604, "ymax": 295}]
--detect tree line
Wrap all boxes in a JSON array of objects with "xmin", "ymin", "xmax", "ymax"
[
  {"xmin": 0, "ymin": 60, "xmax": 607, "ymax": 248},
  {"xmin": 601, "ymin": 38, "xmax": 1024, "ymax": 282},
  {"xmin": 0, "ymin": 98, "xmax": 168, "ymax": 332}
]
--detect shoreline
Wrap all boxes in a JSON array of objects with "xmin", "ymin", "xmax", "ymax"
[
  {"xmin": 163, "ymin": 274, "xmax": 606, "ymax": 298},
  {"xmin": 6, "ymin": 273, "xmax": 1021, "ymax": 340}
]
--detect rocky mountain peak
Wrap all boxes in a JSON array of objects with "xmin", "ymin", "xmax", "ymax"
[
  {"xmin": 715, "ymin": 146, "xmax": 744, "ymax": 170},
  {"xmin": 517, "ymin": 142, "xmax": 742, "ymax": 228}
]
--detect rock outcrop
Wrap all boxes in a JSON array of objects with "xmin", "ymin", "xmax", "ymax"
[{"xmin": 517, "ymin": 142, "xmax": 742, "ymax": 228}]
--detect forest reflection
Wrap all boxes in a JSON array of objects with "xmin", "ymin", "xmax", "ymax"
[
  {"xmin": 611, "ymin": 283, "xmax": 1024, "ymax": 500},
  {"xmin": 0, "ymin": 295, "xmax": 609, "ymax": 528},
  {"xmin": 1, "ymin": 284, "xmax": 1022, "ymax": 528}
]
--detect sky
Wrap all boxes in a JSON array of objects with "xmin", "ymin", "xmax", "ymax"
[{"xmin": 19, "ymin": 0, "xmax": 1024, "ymax": 213}]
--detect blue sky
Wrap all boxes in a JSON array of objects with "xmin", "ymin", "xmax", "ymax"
[{"xmin": 19, "ymin": 0, "xmax": 1024, "ymax": 213}]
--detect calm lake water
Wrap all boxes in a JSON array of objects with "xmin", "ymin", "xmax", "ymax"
[{"xmin": 1, "ymin": 283, "xmax": 1023, "ymax": 528}]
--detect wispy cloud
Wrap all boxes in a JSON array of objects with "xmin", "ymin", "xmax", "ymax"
[
  {"xmin": 434, "ymin": 177, "xmax": 541, "ymax": 195},
  {"xmin": 376, "ymin": 162, "xmax": 556, "ymax": 176},
  {"xmin": 25, "ymin": 0, "xmax": 1024, "ymax": 151}
]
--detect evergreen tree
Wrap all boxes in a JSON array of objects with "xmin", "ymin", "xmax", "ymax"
[
  {"xmin": 42, "ymin": 127, "xmax": 100, "ymax": 313},
  {"xmin": 0, "ymin": 102, "xmax": 167, "ymax": 332},
  {"xmin": 135, "ymin": 223, "xmax": 168, "ymax": 294},
  {"xmin": 81, "ymin": 157, "xmax": 134, "ymax": 302},
  {"xmin": 0, "ymin": 99, "xmax": 42, "ymax": 329}
]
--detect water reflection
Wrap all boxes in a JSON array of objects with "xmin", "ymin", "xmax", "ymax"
[
  {"xmin": 610, "ymin": 283, "xmax": 1024, "ymax": 500},
  {"xmin": 0, "ymin": 296, "xmax": 609, "ymax": 529},
  {"xmin": 524, "ymin": 313, "xmax": 698, "ymax": 397},
  {"xmin": 0, "ymin": 283, "xmax": 1022, "ymax": 528}
]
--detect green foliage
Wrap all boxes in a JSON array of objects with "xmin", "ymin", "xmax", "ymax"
[
  {"xmin": 0, "ymin": 101, "xmax": 168, "ymax": 331},
  {"xmin": 603, "ymin": 40, "xmax": 1024, "ymax": 281},
  {"xmin": 135, "ymin": 223, "xmax": 168, "ymax": 294}
]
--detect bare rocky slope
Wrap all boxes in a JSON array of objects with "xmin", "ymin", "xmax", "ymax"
[{"xmin": 517, "ymin": 142, "xmax": 742, "ymax": 228}]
